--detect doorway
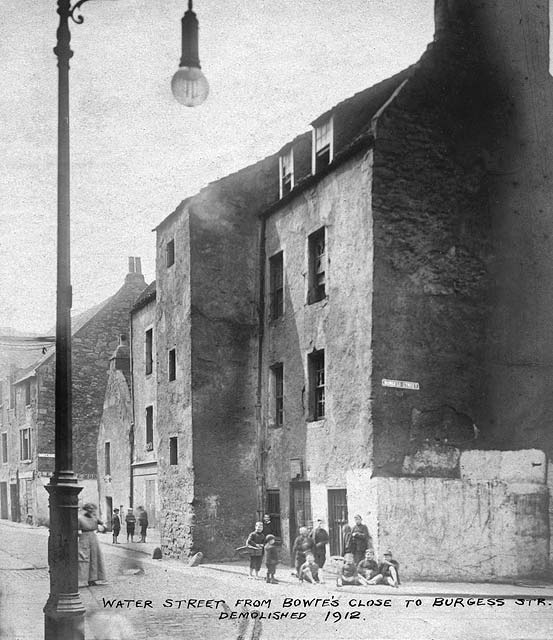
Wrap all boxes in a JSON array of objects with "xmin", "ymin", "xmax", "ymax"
[
  {"xmin": 0, "ymin": 483, "xmax": 8, "ymax": 519},
  {"xmin": 10, "ymin": 483, "xmax": 19, "ymax": 522},
  {"xmin": 289, "ymin": 481, "xmax": 311, "ymax": 549},
  {"xmin": 327, "ymin": 488, "xmax": 348, "ymax": 555},
  {"xmin": 105, "ymin": 496, "xmax": 113, "ymax": 530}
]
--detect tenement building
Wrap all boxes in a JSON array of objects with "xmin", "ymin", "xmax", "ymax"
[
  {"xmin": 131, "ymin": 0, "xmax": 553, "ymax": 579},
  {"xmin": 0, "ymin": 259, "xmax": 146, "ymax": 525}
]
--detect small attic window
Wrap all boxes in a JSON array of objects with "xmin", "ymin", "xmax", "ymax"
[
  {"xmin": 312, "ymin": 116, "xmax": 333, "ymax": 174},
  {"xmin": 279, "ymin": 148, "xmax": 294, "ymax": 198}
]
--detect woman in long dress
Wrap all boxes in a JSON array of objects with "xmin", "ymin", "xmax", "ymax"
[{"xmin": 78, "ymin": 503, "xmax": 107, "ymax": 587}]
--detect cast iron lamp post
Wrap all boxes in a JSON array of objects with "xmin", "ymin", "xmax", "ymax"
[{"xmin": 44, "ymin": 2, "xmax": 207, "ymax": 638}]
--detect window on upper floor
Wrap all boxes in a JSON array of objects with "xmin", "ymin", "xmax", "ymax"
[
  {"xmin": 308, "ymin": 227, "xmax": 326, "ymax": 304},
  {"xmin": 168, "ymin": 349, "xmax": 176, "ymax": 381},
  {"xmin": 308, "ymin": 349, "xmax": 325, "ymax": 421},
  {"xmin": 271, "ymin": 363, "xmax": 284, "ymax": 427},
  {"xmin": 312, "ymin": 116, "xmax": 333, "ymax": 173},
  {"xmin": 20, "ymin": 428, "xmax": 31, "ymax": 461},
  {"xmin": 1, "ymin": 432, "xmax": 7, "ymax": 464},
  {"xmin": 269, "ymin": 251, "xmax": 284, "ymax": 320},
  {"xmin": 166, "ymin": 239, "xmax": 175, "ymax": 268},
  {"xmin": 104, "ymin": 442, "xmax": 111, "ymax": 475},
  {"xmin": 169, "ymin": 436, "xmax": 178, "ymax": 465},
  {"xmin": 145, "ymin": 329, "xmax": 153, "ymax": 376},
  {"xmin": 24, "ymin": 380, "xmax": 31, "ymax": 406},
  {"xmin": 145, "ymin": 406, "xmax": 154, "ymax": 451},
  {"xmin": 279, "ymin": 147, "xmax": 294, "ymax": 198}
]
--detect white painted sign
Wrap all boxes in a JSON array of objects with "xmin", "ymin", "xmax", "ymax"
[
  {"xmin": 382, "ymin": 378, "xmax": 420, "ymax": 390},
  {"xmin": 38, "ymin": 453, "xmax": 55, "ymax": 458}
]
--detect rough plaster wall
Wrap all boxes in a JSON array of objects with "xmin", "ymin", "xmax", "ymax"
[
  {"xmin": 264, "ymin": 154, "xmax": 374, "ymax": 547},
  {"xmin": 346, "ymin": 468, "xmax": 377, "ymax": 553},
  {"xmin": 156, "ymin": 210, "xmax": 195, "ymax": 559},
  {"xmin": 548, "ymin": 462, "xmax": 553, "ymax": 568},
  {"xmin": 371, "ymin": 28, "xmax": 492, "ymax": 475},
  {"xmin": 189, "ymin": 161, "xmax": 277, "ymax": 559},
  {"xmin": 97, "ymin": 368, "xmax": 132, "ymax": 524},
  {"xmin": 460, "ymin": 449, "xmax": 546, "ymax": 484},
  {"xmin": 131, "ymin": 301, "xmax": 157, "ymax": 467},
  {"xmin": 371, "ymin": 476, "xmax": 548, "ymax": 581},
  {"xmin": 309, "ymin": 482, "xmax": 327, "ymax": 526}
]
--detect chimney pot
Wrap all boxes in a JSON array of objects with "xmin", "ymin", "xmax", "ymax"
[
  {"xmin": 128, "ymin": 257, "xmax": 135, "ymax": 273},
  {"xmin": 134, "ymin": 257, "xmax": 142, "ymax": 275}
]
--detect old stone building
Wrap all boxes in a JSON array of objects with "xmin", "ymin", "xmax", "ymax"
[
  {"xmin": 97, "ymin": 280, "xmax": 159, "ymax": 529},
  {"xmin": 121, "ymin": 0, "xmax": 553, "ymax": 579},
  {"xmin": 0, "ymin": 259, "xmax": 146, "ymax": 525}
]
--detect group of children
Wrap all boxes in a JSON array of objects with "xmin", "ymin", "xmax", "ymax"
[
  {"xmin": 337, "ymin": 549, "xmax": 400, "ymax": 587},
  {"xmin": 245, "ymin": 519, "xmax": 399, "ymax": 588},
  {"xmin": 110, "ymin": 506, "xmax": 149, "ymax": 544}
]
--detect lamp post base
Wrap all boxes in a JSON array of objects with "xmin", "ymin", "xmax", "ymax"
[{"xmin": 44, "ymin": 480, "xmax": 85, "ymax": 640}]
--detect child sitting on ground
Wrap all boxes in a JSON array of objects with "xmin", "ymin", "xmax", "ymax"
[
  {"xmin": 337, "ymin": 552, "xmax": 362, "ymax": 586},
  {"xmin": 299, "ymin": 552, "xmax": 320, "ymax": 584},
  {"xmin": 264, "ymin": 534, "xmax": 279, "ymax": 584},
  {"xmin": 367, "ymin": 551, "xmax": 400, "ymax": 587},
  {"xmin": 357, "ymin": 548, "xmax": 378, "ymax": 582}
]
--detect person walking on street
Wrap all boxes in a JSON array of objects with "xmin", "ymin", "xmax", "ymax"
[
  {"xmin": 264, "ymin": 534, "xmax": 279, "ymax": 584},
  {"xmin": 78, "ymin": 503, "xmax": 106, "ymax": 587},
  {"xmin": 125, "ymin": 508, "xmax": 136, "ymax": 543},
  {"xmin": 137, "ymin": 506, "xmax": 148, "ymax": 543},
  {"xmin": 112, "ymin": 508, "xmax": 121, "ymax": 544}
]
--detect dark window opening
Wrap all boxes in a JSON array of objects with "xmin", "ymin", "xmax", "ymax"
[
  {"xmin": 309, "ymin": 349, "xmax": 325, "ymax": 420},
  {"xmin": 20, "ymin": 429, "xmax": 31, "ymax": 461},
  {"xmin": 169, "ymin": 437, "xmax": 178, "ymax": 465},
  {"xmin": 24, "ymin": 380, "xmax": 31, "ymax": 406},
  {"xmin": 168, "ymin": 349, "xmax": 176, "ymax": 381},
  {"xmin": 271, "ymin": 363, "xmax": 284, "ymax": 427},
  {"xmin": 166, "ymin": 239, "xmax": 175, "ymax": 267},
  {"xmin": 313, "ymin": 119, "xmax": 332, "ymax": 173},
  {"xmin": 308, "ymin": 227, "xmax": 326, "ymax": 304},
  {"xmin": 1, "ymin": 433, "xmax": 7, "ymax": 464},
  {"xmin": 104, "ymin": 442, "xmax": 111, "ymax": 475},
  {"xmin": 280, "ymin": 150, "xmax": 293, "ymax": 197},
  {"xmin": 315, "ymin": 146, "xmax": 331, "ymax": 173},
  {"xmin": 145, "ymin": 406, "xmax": 154, "ymax": 451},
  {"xmin": 269, "ymin": 251, "xmax": 284, "ymax": 320},
  {"xmin": 145, "ymin": 329, "xmax": 153, "ymax": 376},
  {"xmin": 266, "ymin": 489, "xmax": 282, "ymax": 538}
]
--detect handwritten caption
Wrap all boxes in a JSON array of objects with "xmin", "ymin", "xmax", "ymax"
[{"xmin": 102, "ymin": 597, "xmax": 551, "ymax": 622}]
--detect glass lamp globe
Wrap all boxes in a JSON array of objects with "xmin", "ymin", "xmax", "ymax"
[{"xmin": 171, "ymin": 66, "xmax": 209, "ymax": 107}]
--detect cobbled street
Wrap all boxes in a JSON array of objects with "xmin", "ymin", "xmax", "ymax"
[{"xmin": 1, "ymin": 522, "xmax": 552, "ymax": 640}]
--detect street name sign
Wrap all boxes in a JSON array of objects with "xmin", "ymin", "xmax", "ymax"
[{"xmin": 382, "ymin": 378, "xmax": 420, "ymax": 390}]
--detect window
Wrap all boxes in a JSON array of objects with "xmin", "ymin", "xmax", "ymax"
[
  {"xmin": 308, "ymin": 227, "xmax": 326, "ymax": 303},
  {"xmin": 266, "ymin": 489, "xmax": 282, "ymax": 537},
  {"xmin": 269, "ymin": 251, "xmax": 284, "ymax": 320},
  {"xmin": 24, "ymin": 380, "xmax": 31, "ymax": 406},
  {"xmin": 279, "ymin": 148, "xmax": 294, "ymax": 197},
  {"xmin": 168, "ymin": 349, "xmax": 176, "ymax": 381},
  {"xmin": 166, "ymin": 239, "xmax": 175, "ymax": 267},
  {"xmin": 312, "ymin": 117, "xmax": 333, "ymax": 173},
  {"xmin": 145, "ymin": 329, "xmax": 153, "ymax": 376},
  {"xmin": 308, "ymin": 350, "xmax": 325, "ymax": 420},
  {"xmin": 145, "ymin": 406, "xmax": 154, "ymax": 451},
  {"xmin": 20, "ymin": 428, "xmax": 31, "ymax": 461},
  {"xmin": 104, "ymin": 442, "xmax": 111, "ymax": 475},
  {"xmin": 169, "ymin": 437, "xmax": 178, "ymax": 465},
  {"xmin": 1, "ymin": 433, "xmax": 7, "ymax": 464},
  {"xmin": 271, "ymin": 364, "xmax": 284, "ymax": 427}
]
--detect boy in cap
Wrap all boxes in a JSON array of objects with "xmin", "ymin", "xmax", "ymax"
[
  {"xmin": 264, "ymin": 534, "xmax": 279, "ymax": 583},
  {"xmin": 367, "ymin": 551, "xmax": 400, "ymax": 587},
  {"xmin": 112, "ymin": 508, "xmax": 121, "ymax": 544}
]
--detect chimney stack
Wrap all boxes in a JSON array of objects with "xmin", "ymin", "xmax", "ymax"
[{"xmin": 125, "ymin": 256, "xmax": 146, "ymax": 285}]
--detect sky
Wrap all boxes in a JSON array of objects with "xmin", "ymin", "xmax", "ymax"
[{"xmin": 0, "ymin": 0, "xmax": 434, "ymax": 334}]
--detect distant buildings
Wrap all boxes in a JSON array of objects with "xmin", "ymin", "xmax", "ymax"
[{"xmin": 0, "ymin": 259, "xmax": 146, "ymax": 524}]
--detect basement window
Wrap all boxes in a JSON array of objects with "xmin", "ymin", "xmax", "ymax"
[
  {"xmin": 166, "ymin": 239, "xmax": 175, "ymax": 267},
  {"xmin": 308, "ymin": 349, "xmax": 325, "ymax": 421},
  {"xmin": 169, "ymin": 437, "xmax": 178, "ymax": 465},
  {"xmin": 269, "ymin": 251, "xmax": 284, "ymax": 320},
  {"xmin": 168, "ymin": 348, "xmax": 176, "ymax": 381},
  {"xmin": 308, "ymin": 227, "xmax": 326, "ymax": 304},
  {"xmin": 279, "ymin": 147, "xmax": 294, "ymax": 198},
  {"xmin": 312, "ymin": 116, "xmax": 333, "ymax": 174},
  {"xmin": 145, "ymin": 406, "xmax": 154, "ymax": 451}
]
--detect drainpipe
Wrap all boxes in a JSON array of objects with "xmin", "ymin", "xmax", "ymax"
[{"xmin": 255, "ymin": 217, "xmax": 267, "ymax": 520}]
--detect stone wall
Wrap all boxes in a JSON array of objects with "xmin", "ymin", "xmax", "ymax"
[{"xmin": 263, "ymin": 152, "xmax": 374, "ymax": 552}]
